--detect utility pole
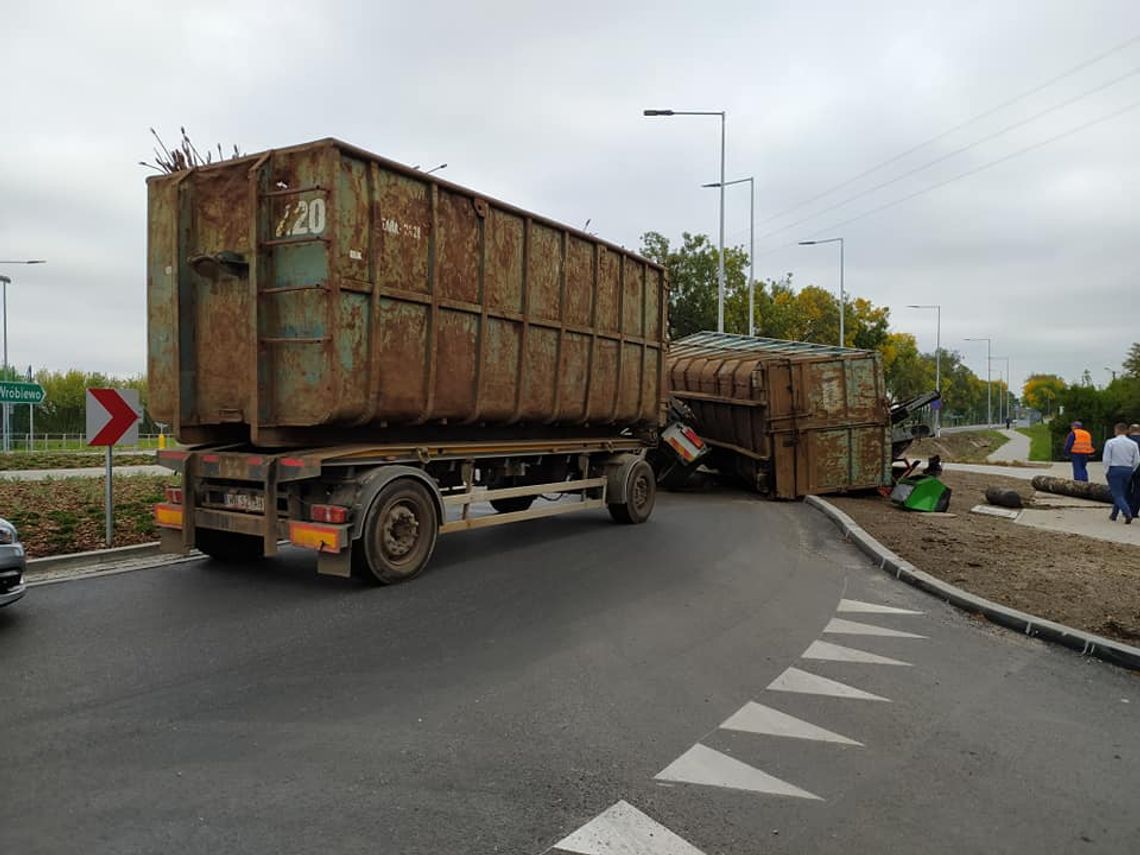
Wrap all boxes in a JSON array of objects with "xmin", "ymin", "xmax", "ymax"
[{"xmin": 966, "ymin": 337, "xmax": 993, "ymax": 426}]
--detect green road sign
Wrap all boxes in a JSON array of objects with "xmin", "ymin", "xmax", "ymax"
[{"xmin": 0, "ymin": 381, "xmax": 46, "ymax": 404}]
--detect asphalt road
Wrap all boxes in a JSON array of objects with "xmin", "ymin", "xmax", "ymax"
[{"xmin": 1, "ymin": 490, "xmax": 1137, "ymax": 854}]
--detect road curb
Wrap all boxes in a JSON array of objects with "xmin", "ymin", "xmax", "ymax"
[
  {"xmin": 27, "ymin": 542, "xmax": 162, "ymax": 576},
  {"xmin": 805, "ymin": 494, "xmax": 1140, "ymax": 672}
]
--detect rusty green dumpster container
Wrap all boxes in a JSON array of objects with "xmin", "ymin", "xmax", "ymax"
[
  {"xmin": 147, "ymin": 139, "xmax": 668, "ymax": 446},
  {"xmin": 667, "ymin": 332, "xmax": 892, "ymax": 498}
]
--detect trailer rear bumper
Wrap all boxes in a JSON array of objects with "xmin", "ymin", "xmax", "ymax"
[{"xmin": 155, "ymin": 502, "xmax": 349, "ymax": 555}]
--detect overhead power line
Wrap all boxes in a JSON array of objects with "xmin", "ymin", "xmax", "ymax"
[
  {"xmin": 745, "ymin": 63, "xmax": 1140, "ymax": 246},
  {"xmin": 757, "ymin": 31, "xmax": 1140, "ymax": 227},
  {"xmin": 755, "ymin": 97, "xmax": 1140, "ymax": 260}
]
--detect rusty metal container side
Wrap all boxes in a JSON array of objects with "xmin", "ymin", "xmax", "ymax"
[
  {"xmin": 667, "ymin": 332, "xmax": 891, "ymax": 498},
  {"xmin": 147, "ymin": 138, "xmax": 667, "ymax": 446}
]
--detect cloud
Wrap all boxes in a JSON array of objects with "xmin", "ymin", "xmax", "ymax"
[{"xmin": 4, "ymin": 0, "xmax": 1139, "ymax": 392}]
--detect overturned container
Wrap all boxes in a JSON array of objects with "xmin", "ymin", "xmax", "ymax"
[
  {"xmin": 667, "ymin": 332, "xmax": 892, "ymax": 498},
  {"xmin": 147, "ymin": 138, "xmax": 667, "ymax": 446}
]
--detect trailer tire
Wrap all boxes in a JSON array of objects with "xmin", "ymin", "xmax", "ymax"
[
  {"xmin": 608, "ymin": 459, "xmax": 656, "ymax": 524},
  {"xmin": 490, "ymin": 496, "xmax": 535, "ymax": 514},
  {"xmin": 354, "ymin": 479, "xmax": 439, "ymax": 585},
  {"xmin": 195, "ymin": 530, "xmax": 264, "ymax": 563}
]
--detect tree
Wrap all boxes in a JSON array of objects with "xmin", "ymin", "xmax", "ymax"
[
  {"xmin": 639, "ymin": 231, "xmax": 894, "ymax": 348},
  {"xmin": 1123, "ymin": 342, "xmax": 1140, "ymax": 378},
  {"xmin": 1022, "ymin": 374, "xmax": 1066, "ymax": 417},
  {"xmin": 639, "ymin": 231, "xmax": 749, "ymax": 339},
  {"xmin": 880, "ymin": 333, "xmax": 934, "ymax": 401}
]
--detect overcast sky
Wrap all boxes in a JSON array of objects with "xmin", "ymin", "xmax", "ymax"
[{"xmin": 5, "ymin": 0, "xmax": 1139, "ymax": 393}]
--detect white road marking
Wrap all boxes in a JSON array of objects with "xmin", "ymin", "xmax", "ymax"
[
  {"xmin": 836, "ymin": 598, "xmax": 923, "ymax": 615},
  {"xmin": 767, "ymin": 667, "xmax": 889, "ymax": 701},
  {"xmin": 823, "ymin": 618, "xmax": 926, "ymax": 639},
  {"xmin": 654, "ymin": 744, "xmax": 822, "ymax": 800},
  {"xmin": 553, "ymin": 800, "xmax": 706, "ymax": 855},
  {"xmin": 720, "ymin": 700, "xmax": 861, "ymax": 745},
  {"xmin": 802, "ymin": 640, "xmax": 911, "ymax": 666}
]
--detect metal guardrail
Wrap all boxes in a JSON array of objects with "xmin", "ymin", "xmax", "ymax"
[{"xmin": 1, "ymin": 434, "xmax": 168, "ymax": 452}]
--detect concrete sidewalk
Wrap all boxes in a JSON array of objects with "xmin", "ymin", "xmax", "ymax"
[
  {"xmin": 1016, "ymin": 491, "xmax": 1138, "ymax": 546},
  {"xmin": 946, "ymin": 462, "xmax": 1136, "ymax": 546},
  {"xmin": 987, "ymin": 428, "xmax": 1031, "ymax": 463},
  {"xmin": 946, "ymin": 461, "xmax": 1104, "ymax": 481}
]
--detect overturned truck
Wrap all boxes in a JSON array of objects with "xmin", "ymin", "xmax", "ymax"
[{"xmin": 664, "ymin": 332, "xmax": 896, "ymax": 498}]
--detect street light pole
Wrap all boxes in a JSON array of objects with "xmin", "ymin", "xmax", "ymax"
[
  {"xmin": 644, "ymin": 108, "xmax": 727, "ymax": 332},
  {"xmin": 966, "ymin": 337, "xmax": 993, "ymax": 426},
  {"xmin": 799, "ymin": 238, "xmax": 845, "ymax": 347},
  {"xmin": 907, "ymin": 304, "xmax": 941, "ymax": 435},
  {"xmin": 702, "ymin": 177, "xmax": 754, "ymax": 334},
  {"xmin": 989, "ymin": 356, "xmax": 1009, "ymax": 425}
]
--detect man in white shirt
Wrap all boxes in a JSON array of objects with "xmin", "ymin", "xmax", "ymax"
[{"xmin": 1103, "ymin": 423, "xmax": 1140, "ymax": 524}]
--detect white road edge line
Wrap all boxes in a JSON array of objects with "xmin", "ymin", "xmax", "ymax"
[
  {"xmin": 552, "ymin": 800, "xmax": 707, "ymax": 855},
  {"xmin": 802, "ymin": 640, "xmax": 911, "ymax": 666},
  {"xmin": 720, "ymin": 700, "xmax": 862, "ymax": 745},
  {"xmin": 766, "ymin": 666, "xmax": 889, "ymax": 701},
  {"xmin": 654, "ymin": 743, "xmax": 822, "ymax": 800},
  {"xmin": 823, "ymin": 617, "xmax": 926, "ymax": 639},
  {"xmin": 836, "ymin": 598, "xmax": 924, "ymax": 615}
]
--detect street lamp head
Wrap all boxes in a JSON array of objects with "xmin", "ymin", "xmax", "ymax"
[
  {"xmin": 642, "ymin": 109, "xmax": 675, "ymax": 116},
  {"xmin": 0, "ymin": 260, "xmax": 46, "ymax": 264},
  {"xmin": 798, "ymin": 240, "xmax": 817, "ymax": 246},
  {"xmin": 701, "ymin": 182, "xmax": 721, "ymax": 188},
  {"xmin": 0, "ymin": 276, "xmax": 9, "ymax": 285}
]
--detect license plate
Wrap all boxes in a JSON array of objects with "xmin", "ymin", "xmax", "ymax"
[{"xmin": 224, "ymin": 492, "xmax": 265, "ymax": 513}]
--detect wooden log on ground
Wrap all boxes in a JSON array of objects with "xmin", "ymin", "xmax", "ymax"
[
  {"xmin": 985, "ymin": 487, "xmax": 1023, "ymax": 509},
  {"xmin": 1030, "ymin": 475, "xmax": 1112, "ymax": 504}
]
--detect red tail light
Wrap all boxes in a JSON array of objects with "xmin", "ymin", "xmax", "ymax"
[
  {"xmin": 310, "ymin": 504, "xmax": 348, "ymax": 524},
  {"xmin": 165, "ymin": 487, "xmax": 183, "ymax": 505}
]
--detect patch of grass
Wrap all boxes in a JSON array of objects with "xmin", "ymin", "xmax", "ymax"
[
  {"xmin": 1016, "ymin": 423, "xmax": 1054, "ymax": 461},
  {"xmin": 0, "ymin": 451, "xmax": 156, "ymax": 471},
  {"xmin": 0, "ymin": 474, "xmax": 177, "ymax": 558}
]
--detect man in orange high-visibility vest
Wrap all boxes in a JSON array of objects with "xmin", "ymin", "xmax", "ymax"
[{"xmin": 1064, "ymin": 420, "xmax": 1096, "ymax": 482}]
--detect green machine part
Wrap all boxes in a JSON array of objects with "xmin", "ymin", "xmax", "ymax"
[{"xmin": 889, "ymin": 475, "xmax": 952, "ymax": 512}]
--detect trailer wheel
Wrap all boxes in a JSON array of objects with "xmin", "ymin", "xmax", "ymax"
[
  {"xmin": 608, "ymin": 459, "xmax": 656, "ymax": 524},
  {"xmin": 354, "ymin": 479, "xmax": 439, "ymax": 584},
  {"xmin": 195, "ymin": 530, "xmax": 264, "ymax": 563},
  {"xmin": 490, "ymin": 496, "xmax": 535, "ymax": 514}
]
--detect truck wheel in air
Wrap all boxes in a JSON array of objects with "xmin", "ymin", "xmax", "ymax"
[
  {"xmin": 354, "ymin": 479, "xmax": 439, "ymax": 584},
  {"xmin": 195, "ymin": 530, "xmax": 265, "ymax": 563},
  {"xmin": 490, "ymin": 496, "xmax": 535, "ymax": 514},
  {"xmin": 608, "ymin": 459, "xmax": 656, "ymax": 524}
]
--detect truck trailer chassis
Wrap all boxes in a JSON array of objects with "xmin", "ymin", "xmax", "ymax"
[{"xmin": 155, "ymin": 437, "xmax": 655, "ymax": 583}]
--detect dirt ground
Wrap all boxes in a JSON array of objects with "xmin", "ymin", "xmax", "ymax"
[
  {"xmin": 905, "ymin": 430, "xmax": 1015, "ymax": 464},
  {"xmin": 828, "ymin": 470, "xmax": 1140, "ymax": 645}
]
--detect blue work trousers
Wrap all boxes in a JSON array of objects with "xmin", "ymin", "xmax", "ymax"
[
  {"xmin": 1107, "ymin": 466, "xmax": 1134, "ymax": 520},
  {"xmin": 1131, "ymin": 469, "xmax": 1140, "ymax": 516},
  {"xmin": 1070, "ymin": 453, "xmax": 1089, "ymax": 482}
]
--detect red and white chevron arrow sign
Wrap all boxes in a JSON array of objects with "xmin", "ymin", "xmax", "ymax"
[{"xmin": 86, "ymin": 388, "xmax": 142, "ymax": 447}]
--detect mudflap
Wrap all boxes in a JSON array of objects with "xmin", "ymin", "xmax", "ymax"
[{"xmin": 317, "ymin": 548, "xmax": 353, "ymax": 578}]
